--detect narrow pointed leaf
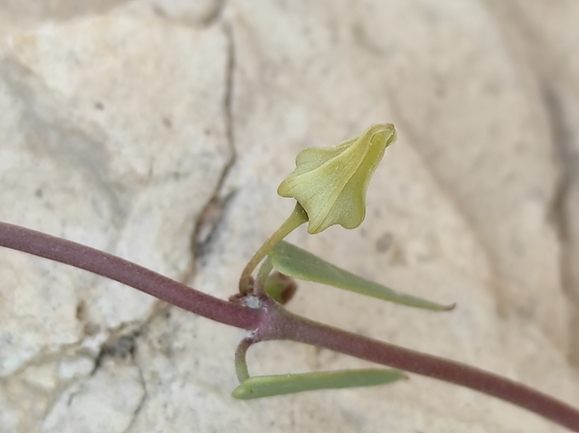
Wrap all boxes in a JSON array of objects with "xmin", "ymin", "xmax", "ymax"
[
  {"xmin": 269, "ymin": 241, "xmax": 454, "ymax": 311},
  {"xmin": 232, "ymin": 368, "xmax": 406, "ymax": 399}
]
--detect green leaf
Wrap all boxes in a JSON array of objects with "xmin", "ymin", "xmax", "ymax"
[
  {"xmin": 263, "ymin": 271, "xmax": 298, "ymax": 305},
  {"xmin": 231, "ymin": 368, "xmax": 406, "ymax": 399},
  {"xmin": 269, "ymin": 241, "xmax": 454, "ymax": 311}
]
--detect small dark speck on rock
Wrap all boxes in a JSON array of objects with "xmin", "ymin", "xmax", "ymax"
[
  {"xmin": 104, "ymin": 335, "xmax": 136, "ymax": 359},
  {"xmin": 75, "ymin": 301, "xmax": 85, "ymax": 320},
  {"xmin": 376, "ymin": 232, "xmax": 394, "ymax": 253}
]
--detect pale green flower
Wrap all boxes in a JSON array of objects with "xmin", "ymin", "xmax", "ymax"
[{"xmin": 277, "ymin": 123, "xmax": 396, "ymax": 234}]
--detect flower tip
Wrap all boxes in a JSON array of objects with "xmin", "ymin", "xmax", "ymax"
[{"xmin": 367, "ymin": 122, "xmax": 397, "ymax": 147}]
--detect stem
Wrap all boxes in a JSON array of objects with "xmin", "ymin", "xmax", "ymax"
[
  {"xmin": 259, "ymin": 300, "xmax": 579, "ymax": 431},
  {"xmin": 238, "ymin": 204, "xmax": 307, "ymax": 294},
  {"xmin": 0, "ymin": 221, "xmax": 263, "ymax": 330},
  {"xmin": 1, "ymin": 221, "xmax": 579, "ymax": 430},
  {"xmin": 235, "ymin": 338, "xmax": 254, "ymax": 382},
  {"xmin": 254, "ymin": 256, "xmax": 273, "ymax": 296}
]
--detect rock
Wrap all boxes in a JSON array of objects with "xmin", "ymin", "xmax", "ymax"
[
  {"xmin": 0, "ymin": 10, "xmax": 230, "ymax": 432},
  {"xmin": 0, "ymin": 0, "xmax": 579, "ymax": 432},
  {"xmin": 40, "ymin": 359, "xmax": 145, "ymax": 433}
]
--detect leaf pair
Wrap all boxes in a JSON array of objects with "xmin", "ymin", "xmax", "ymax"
[{"xmin": 232, "ymin": 241, "xmax": 453, "ymax": 400}]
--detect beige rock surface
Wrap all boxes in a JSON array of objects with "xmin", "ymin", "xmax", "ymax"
[{"xmin": 1, "ymin": 1, "xmax": 579, "ymax": 432}]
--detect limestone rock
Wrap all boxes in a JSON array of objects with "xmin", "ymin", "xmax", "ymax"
[
  {"xmin": 0, "ymin": 10, "xmax": 230, "ymax": 432},
  {"xmin": 40, "ymin": 359, "xmax": 145, "ymax": 433},
  {"xmin": 0, "ymin": 1, "xmax": 579, "ymax": 432}
]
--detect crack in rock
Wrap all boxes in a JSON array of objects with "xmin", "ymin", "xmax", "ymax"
[
  {"xmin": 541, "ymin": 82, "xmax": 579, "ymax": 365},
  {"xmin": 189, "ymin": 21, "xmax": 238, "ymax": 265}
]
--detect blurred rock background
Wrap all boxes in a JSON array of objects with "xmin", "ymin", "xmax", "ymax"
[{"xmin": 0, "ymin": 1, "xmax": 579, "ymax": 432}]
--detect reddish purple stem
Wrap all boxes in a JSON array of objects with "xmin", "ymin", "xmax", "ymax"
[
  {"xmin": 0, "ymin": 222, "xmax": 262, "ymax": 330},
  {"xmin": 260, "ymin": 301, "xmax": 579, "ymax": 430},
  {"xmin": 1, "ymin": 221, "xmax": 578, "ymax": 431}
]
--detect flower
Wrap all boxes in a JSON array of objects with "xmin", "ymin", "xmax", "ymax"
[{"xmin": 277, "ymin": 123, "xmax": 396, "ymax": 234}]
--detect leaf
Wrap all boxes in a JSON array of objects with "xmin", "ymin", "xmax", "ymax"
[
  {"xmin": 231, "ymin": 368, "xmax": 406, "ymax": 399},
  {"xmin": 269, "ymin": 241, "xmax": 454, "ymax": 311},
  {"xmin": 263, "ymin": 271, "xmax": 298, "ymax": 305}
]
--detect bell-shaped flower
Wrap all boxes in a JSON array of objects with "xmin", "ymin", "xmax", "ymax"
[{"xmin": 277, "ymin": 123, "xmax": 396, "ymax": 234}]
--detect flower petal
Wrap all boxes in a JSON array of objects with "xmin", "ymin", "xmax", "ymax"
[{"xmin": 277, "ymin": 123, "xmax": 396, "ymax": 234}]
